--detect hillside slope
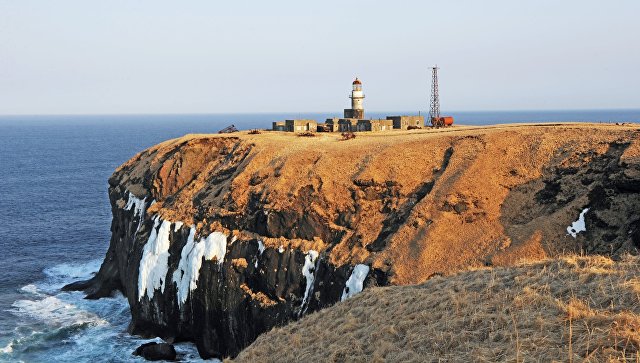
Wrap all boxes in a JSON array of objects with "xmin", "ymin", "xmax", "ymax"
[
  {"xmin": 234, "ymin": 255, "xmax": 640, "ymax": 362},
  {"xmin": 65, "ymin": 123, "xmax": 640, "ymax": 357}
]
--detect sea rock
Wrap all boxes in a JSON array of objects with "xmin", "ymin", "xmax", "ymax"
[
  {"xmin": 133, "ymin": 342, "xmax": 177, "ymax": 361},
  {"xmin": 64, "ymin": 125, "xmax": 640, "ymax": 358}
]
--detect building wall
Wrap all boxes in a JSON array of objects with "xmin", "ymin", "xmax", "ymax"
[
  {"xmin": 387, "ymin": 115, "xmax": 425, "ymax": 130},
  {"xmin": 344, "ymin": 109, "xmax": 365, "ymax": 119},
  {"xmin": 324, "ymin": 118, "xmax": 340, "ymax": 132},
  {"xmin": 378, "ymin": 119, "xmax": 394, "ymax": 131},
  {"xmin": 356, "ymin": 119, "xmax": 394, "ymax": 132},
  {"xmin": 285, "ymin": 119, "xmax": 317, "ymax": 132},
  {"xmin": 338, "ymin": 118, "xmax": 358, "ymax": 132},
  {"xmin": 350, "ymin": 90, "xmax": 364, "ymax": 110},
  {"xmin": 272, "ymin": 122, "xmax": 287, "ymax": 131},
  {"xmin": 356, "ymin": 120, "xmax": 370, "ymax": 132},
  {"xmin": 372, "ymin": 119, "xmax": 393, "ymax": 132}
]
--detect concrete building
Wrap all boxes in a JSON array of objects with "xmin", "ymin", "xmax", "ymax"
[
  {"xmin": 316, "ymin": 123, "xmax": 333, "ymax": 132},
  {"xmin": 344, "ymin": 78, "xmax": 365, "ymax": 119},
  {"xmin": 387, "ymin": 115, "xmax": 425, "ymax": 130},
  {"xmin": 272, "ymin": 119, "xmax": 317, "ymax": 132},
  {"xmin": 337, "ymin": 118, "xmax": 359, "ymax": 132},
  {"xmin": 356, "ymin": 119, "xmax": 394, "ymax": 132},
  {"xmin": 286, "ymin": 119, "xmax": 317, "ymax": 132},
  {"xmin": 272, "ymin": 121, "xmax": 287, "ymax": 131},
  {"xmin": 324, "ymin": 118, "xmax": 340, "ymax": 132}
]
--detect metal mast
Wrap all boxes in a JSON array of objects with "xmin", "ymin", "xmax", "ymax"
[{"xmin": 429, "ymin": 66, "xmax": 442, "ymax": 127}]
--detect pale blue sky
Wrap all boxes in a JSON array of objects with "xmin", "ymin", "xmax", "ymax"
[{"xmin": 1, "ymin": 0, "xmax": 638, "ymax": 114}]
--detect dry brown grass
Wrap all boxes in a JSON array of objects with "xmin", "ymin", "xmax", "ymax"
[
  {"xmin": 233, "ymin": 255, "xmax": 640, "ymax": 362},
  {"xmin": 115, "ymin": 123, "xmax": 640, "ymax": 285}
]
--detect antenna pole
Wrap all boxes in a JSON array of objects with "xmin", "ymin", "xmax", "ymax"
[{"xmin": 429, "ymin": 66, "xmax": 442, "ymax": 127}]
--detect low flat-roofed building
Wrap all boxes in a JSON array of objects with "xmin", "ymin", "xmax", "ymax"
[
  {"xmin": 285, "ymin": 119, "xmax": 317, "ymax": 132},
  {"xmin": 321, "ymin": 118, "xmax": 341, "ymax": 132},
  {"xmin": 317, "ymin": 123, "xmax": 333, "ymax": 132},
  {"xmin": 272, "ymin": 121, "xmax": 287, "ymax": 131},
  {"xmin": 324, "ymin": 118, "xmax": 340, "ymax": 132},
  {"xmin": 386, "ymin": 115, "xmax": 425, "ymax": 130},
  {"xmin": 356, "ymin": 119, "xmax": 394, "ymax": 132},
  {"xmin": 337, "ymin": 118, "xmax": 359, "ymax": 132}
]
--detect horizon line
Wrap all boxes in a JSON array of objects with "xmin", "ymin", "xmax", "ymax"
[{"xmin": 1, "ymin": 107, "xmax": 640, "ymax": 118}]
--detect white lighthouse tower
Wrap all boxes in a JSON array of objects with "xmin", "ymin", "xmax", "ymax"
[{"xmin": 344, "ymin": 77, "xmax": 365, "ymax": 119}]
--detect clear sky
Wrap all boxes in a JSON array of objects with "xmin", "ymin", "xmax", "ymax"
[{"xmin": 1, "ymin": 0, "xmax": 639, "ymax": 115}]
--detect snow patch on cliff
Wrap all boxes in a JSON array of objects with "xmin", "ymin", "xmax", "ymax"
[
  {"xmin": 125, "ymin": 191, "xmax": 147, "ymax": 232},
  {"xmin": 125, "ymin": 191, "xmax": 146, "ymax": 217},
  {"xmin": 300, "ymin": 250, "xmax": 319, "ymax": 316},
  {"xmin": 172, "ymin": 228, "xmax": 229, "ymax": 307},
  {"xmin": 138, "ymin": 217, "xmax": 173, "ymax": 301},
  {"xmin": 341, "ymin": 264, "xmax": 370, "ymax": 301},
  {"xmin": 567, "ymin": 208, "xmax": 589, "ymax": 238},
  {"xmin": 254, "ymin": 240, "xmax": 266, "ymax": 268}
]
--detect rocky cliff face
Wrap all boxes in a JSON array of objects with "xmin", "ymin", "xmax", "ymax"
[{"xmin": 65, "ymin": 124, "xmax": 640, "ymax": 358}]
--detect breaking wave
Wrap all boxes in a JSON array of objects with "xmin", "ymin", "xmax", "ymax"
[{"xmin": 0, "ymin": 260, "xmax": 206, "ymax": 362}]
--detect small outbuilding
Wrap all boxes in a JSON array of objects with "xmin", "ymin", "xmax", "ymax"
[
  {"xmin": 272, "ymin": 121, "xmax": 287, "ymax": 131},
  {"xmin": 272, "ymin": 119, "xmax": 318, "ymax": 132},
  {"xmin": 387, "ymin": 115, "xmax": 425, "ymax": 130},
  {"xmin": 337, "ymin": 118, "xmax": 359, "ymax": 132},
  {"xmin": 356, "ymin": 119, "xmax": 394, "ymax": 132}
]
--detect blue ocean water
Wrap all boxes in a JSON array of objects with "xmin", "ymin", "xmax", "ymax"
[{"xmin": 0, "ymin": 110, "xmax": 639, "ymax": 362}]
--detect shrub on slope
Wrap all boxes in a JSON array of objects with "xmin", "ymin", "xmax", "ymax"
[{"xmin": 233, "ymin": 255, "xmax": 640, "ymax": 362}]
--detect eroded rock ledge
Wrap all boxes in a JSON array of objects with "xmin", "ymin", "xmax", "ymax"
[{"xmin": 65, "ymin": 124, "xmax": 640, "ymax": 358}]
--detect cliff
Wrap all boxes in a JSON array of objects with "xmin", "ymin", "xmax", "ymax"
[{"xmin": 65, "ymin": 123, "xmax": 640, "ymax": 358}]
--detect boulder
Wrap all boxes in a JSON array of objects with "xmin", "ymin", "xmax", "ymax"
[{"xmin": 133, "ymin": 342, "xmax": 176, "ymax": 361}]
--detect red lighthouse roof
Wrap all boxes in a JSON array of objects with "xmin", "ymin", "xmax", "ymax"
[{"xmin": 352, "ymin": 77, "xmax": 362, "ymax": 85}]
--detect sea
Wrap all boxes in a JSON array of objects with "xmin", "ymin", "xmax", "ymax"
[{"xmin": 0, "ymin": 110, "xmax": 639, "ymax": 362}]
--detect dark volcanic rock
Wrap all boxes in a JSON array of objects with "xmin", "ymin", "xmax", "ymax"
[
  {"xmin": 65, "ymin": 177, "xmax": 364, "ymax": 359},
  {"xmin": 133, "ymin": 342, "xmax": 177, "ymax": 361}
]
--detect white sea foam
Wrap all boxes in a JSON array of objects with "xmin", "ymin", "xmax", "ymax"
[
  {"xmin": 12, "ymin": 295, "xmax": 108, "ymax": 328},
  {"xmin": 341, "ymin": 264, "xmax": 370, "ymax": 301},
  {"xmin": 567, "ymin": 208, "xmax": 589, "ymax": 238},
  {"xmin": 20, "ymin": 284, "xmax": 40, "ymax": 295},
  {"xmin": 38, "ymin": 259, "xmax": 102, "ymax": 293},
  {"xmin": 172, "ymin": 228, "xmax": 229, "ymax": 307},
  {"xmin": 138, "ymin": 217, "xmax": 173, "ymax": 301},
  {"xmin": 173, "ymin": 342, "xmax": 217, "ymax": 362},
  {"xmin": 300, "ymin": 250, "xmax": 319, "ymax": 315},
  {"xmin": 44, "ymin": 259, "xmax": 101, "ymax": 280},
  {"xmin": 0, "ymin": 342, "xmax": 13, "ymax": 354},
  {"xmin": 4, "ymin": 259, "xmax": 208, "ymax": 362}
]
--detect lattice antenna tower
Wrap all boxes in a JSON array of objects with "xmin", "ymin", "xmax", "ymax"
[{"xmin": 429, "ymin": 66, "xmax": 441, "ymax": 126}]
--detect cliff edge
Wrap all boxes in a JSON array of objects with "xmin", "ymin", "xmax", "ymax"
[{"xmin": 65, "ymin": 123, "xmax": 640, "ymax": 358}]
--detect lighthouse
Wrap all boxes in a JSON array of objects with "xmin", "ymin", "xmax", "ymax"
[{"xmin": 344, "ymin": 77, "xmax": 365, "ymax": 119}]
